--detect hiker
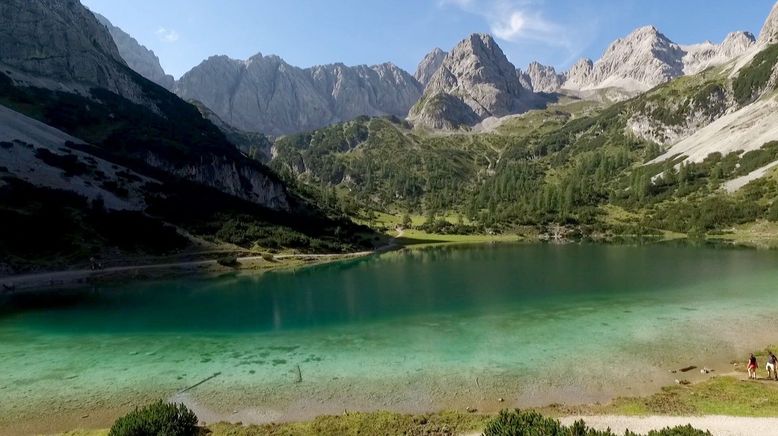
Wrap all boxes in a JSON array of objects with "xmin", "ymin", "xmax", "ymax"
[
  {"xmin": 748, "ymin": 353, "xmax": 758, "ymax": 379},
  {"xmin": 89, "ymin": 257, "xmax": 103, "ymax": 271},
  {"xmin": 767, "ymin": 352, "xmax": 778, "ymax": 381}
]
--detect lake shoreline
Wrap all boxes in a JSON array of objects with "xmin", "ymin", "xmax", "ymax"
[
  {"xmin": 1, "ymin": 230, "xmax": 765, "ymax": 296},
  {"xmin": 3, "ymin": 322, "xmax": 778, "ymax": 436},
  {"xmin": 0, "ymin": 229, "xmax": 525, "ymax": 295},
  {"xmin": 2, "ymin": 367, "xmax": 776, "ymax": 436}
]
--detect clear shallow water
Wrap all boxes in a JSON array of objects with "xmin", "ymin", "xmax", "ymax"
[{"xmin": 3, "ymin": 243, "xmax": 778, "ymax": 431}]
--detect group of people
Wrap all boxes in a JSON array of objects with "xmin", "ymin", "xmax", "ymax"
[{"xmin": 747, "ymin": 352, "xmax": 778, "ymax": 380}]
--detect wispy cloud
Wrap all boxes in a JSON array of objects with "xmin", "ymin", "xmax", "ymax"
[
  {"xmin": 438, "ymin": 0, "xmax": 590, "ymax": 64},
  {"xmin": 156, "ymin": 27, "xmax": 180, "ymax": 43},
  {"xmin": 440, "ymin": 0, "xmax": 567, "ymax": 45}
]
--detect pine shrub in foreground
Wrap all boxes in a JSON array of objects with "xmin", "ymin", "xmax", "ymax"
[
  {"xmin": 484, "ymin": 410, "xmax": 711, "ymax": 436},
  {"xmin": 109, "ymin": 400, "xmax": 198, "ymax": 436}
]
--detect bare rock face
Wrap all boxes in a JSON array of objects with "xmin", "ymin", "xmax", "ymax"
[
  {"xmin": 519, "ymin": 61, "xmax": 565, "ymax": 93},
  {"xmin": 175, "ymin": 54, "xmax": 422, "ymax": 136},
  {"xmin": 310, "ymin": 62, "xmax": 423, "ymax": 124},
  {"xmin": 516, "ymin": 69, "xmax": 533, "ymax": 90},
  {"xmin": 92, "ymin": 12, "xmax": 175, "ymax": 90},
  {"xmin": 569, "ymin": 26, "xmax": 685, "ymax": 92},
  {"xmin": 682, "ymin": 32, "xmax": 756, "ymax": 75},
  {"xmin": 415, "ymin": 48, "xmax": 447, "ymax": 86},
  {"xmin": 720, "ymin": 31, "xmax": 757, "ymax": 57},
  {"xmin": 176, "ymin": 54, "xmax": 329, "ymax": 136},
  {"xmin": 759, "ymin": 1, "xmax": 778, "ymax": 45},
  {"xmin": 0, "ymin": 0, "xmax": 147, "ymax": 102},
  {"xmin": 562, "ymin": 27, "xmax": 755, "ymax": 94},
  {"xmin": 563, "ymin": 58, "xmax": 594, "ymax": 89},
  {"xmin": 410, "ymin": 33, "xmax": 535, "ymax": 129}
]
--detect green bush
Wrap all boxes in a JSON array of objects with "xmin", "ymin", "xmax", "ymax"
[
  {"xmin": 768, "ymin": 201, "xmax": 778, "ymax": 222},
  {"xmin": 483, "ymin": 410, "xmax": 710, "ymax": 436},
  {"xmin": 484, "ymin": 409, "xmax": 616, "ymax": 436},
  {"xmin": 217, "ymin": 255, "xmax": 239, "ymax": 267},
  {"xmin": 733, "ymin": 44, "xmax": 778, "ymax": 105},
  {"xmin": 109, "ymin": 400, "xmax": 198, "ymax": 436},
  {"xmin": 646, "ymin": 425, "xmax": 712, "ymax": 436}
]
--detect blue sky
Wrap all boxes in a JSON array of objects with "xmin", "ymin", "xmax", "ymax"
[{"xmin": 81, "ymin": 0, "xmax": 776, "ymax": 79}]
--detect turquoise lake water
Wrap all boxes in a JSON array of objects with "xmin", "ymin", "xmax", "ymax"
[{"xmin": 2, "ymin": 243, "xmax": 778, "ymax": 432}]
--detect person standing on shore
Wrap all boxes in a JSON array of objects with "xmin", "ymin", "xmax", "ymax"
[
  {"xmin": 767, "ymin": 352, "xmax": 778, "ymax": 380},
  {"xmin": 748, "ymin": 353, "xmax": 758, "ymax": 379}
]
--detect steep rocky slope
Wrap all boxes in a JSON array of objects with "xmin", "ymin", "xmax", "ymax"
[
  {"xmin": 760, "ymin": 1, "xmax": 778, "ymax": 45},
  {"xmin": 0, "ymin": 0, "xmax": 376, "ymax": 272},
  {"xmin": 564, "ymin": 58, "xmax": 595, "ymax": 90},
  {"xmin": 682, "ymin": 32, "xmax": 756, "ymax": 75},
  {"xmin": 0, "ymin": 0, "xmax": 147, "ymax": 102},
  {"xmin": 409, "ymin": 33, "xmax": 540, "ymax": 129},
  {"xmin": 646, "ymin": 42, "xmax": 778, "ymax": 169},
  {"xmin": 562, "ymin": 27, "xmax": 755, "ymax": 94},
  {"xmin": 517, "ymin": 62, "xmax": 565, "ymax": 93},
  {"xmin": 92, "ymin": 12, "xmax": 175, "ymax": 90},
  {"xmin": 175, "ymin": 54, "xmax": 422, "ymax": 136},
  {"xmin": 414, "ymin": 48, "xmax": 448, "ymax": 86},
  {"xmin": 568, "ymin": 26, "xmax": 687, "ymax": 92},
  {"xmin": 0, "ymin": 0, "xmax": 290, "ymax": 210}
]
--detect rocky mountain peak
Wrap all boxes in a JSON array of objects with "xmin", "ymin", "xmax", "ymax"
[
  {"xmin": 521, "ymin": 61, "xmax": 565, "ymax": 93},
  {"xmin": 426, "ymin": 33, "xmax": 525, "ymax": 116},
  {"xmin": 759, "ymin": 1, "xmax": 778, "ymax": 45},
  {"xmin": 92, "ymin": 12, "xmax": 175, "ymax": 90},
  {"xmin": 415, "ymin": 48, "xmax": 448, "ymax": 86},
  {"xmin": 176, "ymin": 53, "xmax": 422, "ymax": 135},
  {"xmin": 409, "ymin": 33, "xmax": 541, "ymax": 129},
  {"xmin": 682, "ymin": 31, "xmax": 756, "ymax": 75},
  {"xmin": 720, "ymin": 31, "xmax": 757, "ymax": 57},
  {"xmin": 566, "ymin": 26, "xmax": 683, "ymax": 92},
  {"xmin": 563, "ymin": 58, "xmax": 594, "ymax": 89}
]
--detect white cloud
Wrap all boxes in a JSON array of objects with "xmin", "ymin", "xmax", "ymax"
[
  {"xmin": 439, "ymin": 0, "xmax": 573, "ymax": 49},
  {"xmin": 156, "ymin": 27, "xmax": 180, "ymax": 43}
]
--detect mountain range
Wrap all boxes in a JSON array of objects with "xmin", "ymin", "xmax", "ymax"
[
  {"xmin": 174, "ymin": 55, "xmax": 422, "ymax": 136},
  {"xmin": 93, "ymin": 10, "xmax": 761, "ymax": 134},
  {"xmin": 3, "ymin": 0, "xmax": 778, "ymax": 273}
]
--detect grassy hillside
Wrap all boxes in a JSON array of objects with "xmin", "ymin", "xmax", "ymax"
[{"xmin": 270, "ymin": 46, "xmax": 778, "ymax": 240}]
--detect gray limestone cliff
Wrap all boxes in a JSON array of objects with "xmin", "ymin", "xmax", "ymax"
[
  {"xmin": 409, "ymin": 34, "xmax": 537, "ymax": 129},
  {"xmin": 414, "ymin": 48, "xmax": 448, "ymax": 86},
  {"xmin": 92, "ymin": 12, "xmax": 175, "ymax": 90},
  {"xmin": 175, "ymin": 54, "xmax": 423, "ymax": 136}
]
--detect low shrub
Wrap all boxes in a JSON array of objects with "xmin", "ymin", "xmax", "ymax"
[
  {"xmin": 484, "ymin": 410, "xmax": 614, "ymax": 436},
  {"xmin": 733, "ymin": 44, "xmax": 778, "ymax": 105},
  {"xmin": 483, "ymin": 410, "xmax": 711, "ymax": 436},
  {"xmin": 217, "ymin": 255, "xmax": 239, "ymax": 267},
  {"xmin": 109, "ymin": 400, "xmax": 198, "ymax": 436},
  {"xmin": 645, "ymin": 425, "xmax": 712, "ymax": 436}
]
